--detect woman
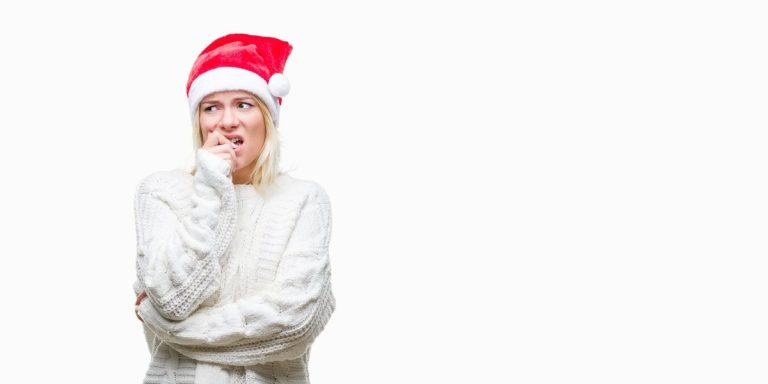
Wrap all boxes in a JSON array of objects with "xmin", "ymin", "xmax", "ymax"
[{"xmin": 132, "ymin": 33, "xmax": 336, "ymax": 384}]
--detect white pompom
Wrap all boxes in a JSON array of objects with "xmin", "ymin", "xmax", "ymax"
[{"xmin": 268, "ymin": 73, "xmax": 290, "ymax": 97}]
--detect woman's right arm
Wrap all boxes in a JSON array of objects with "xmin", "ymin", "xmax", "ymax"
[{"xmin": 134, "ymin": 148, "xmax": 237, "ymax": 321}]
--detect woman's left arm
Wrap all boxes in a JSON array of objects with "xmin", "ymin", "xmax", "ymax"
[{"xmin": 137, "ymin": 183, "xmax": 336, "ymax": 365}]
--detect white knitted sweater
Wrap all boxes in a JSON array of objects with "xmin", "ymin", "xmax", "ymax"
[{"xmin": 133, "ymin": 148, "xmax": 335, "ymax": 384}]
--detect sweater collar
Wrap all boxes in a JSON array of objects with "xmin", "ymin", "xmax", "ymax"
[
  {"xmin": 233, "ymin": 174, "xmax": 292, "ymax": 200},
  {"xmin": 234, "ymin": 183, "xmax": 261, "ymax": 200}
]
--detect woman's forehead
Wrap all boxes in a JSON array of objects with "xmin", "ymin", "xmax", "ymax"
[{"xmin": 201, "ymin": 90, "xmax": 257, "ymax": 102}]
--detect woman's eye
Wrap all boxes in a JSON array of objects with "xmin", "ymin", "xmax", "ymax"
[
  {"xmin": 203, "ymin": 105, "xmax": 219, "ymax": 112},
  {"xmin": 238, "ymin": 102, "xmax": 253, "ymax": 109}
]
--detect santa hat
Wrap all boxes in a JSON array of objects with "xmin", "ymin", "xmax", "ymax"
[{"xmin": 186, "ymin": 33, "xmax": 293, "ymax": 126}]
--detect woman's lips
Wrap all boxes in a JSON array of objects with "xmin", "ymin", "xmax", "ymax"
[{"xmin": 230, "ymin": 140, "xmax": 244, "ymax": 155}]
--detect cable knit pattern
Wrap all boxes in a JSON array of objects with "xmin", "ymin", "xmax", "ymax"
[
  {"xmin": 134, "ymin": 155, "xmax": 335, "ymax": 384},
  {"xmin": 134, "ymin": 148, "xmax": 238, "ymax": 320}
]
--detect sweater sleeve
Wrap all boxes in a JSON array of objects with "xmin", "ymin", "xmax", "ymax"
[
  {"xmin": 137, "ymin": 183, "xmax": 335, "ymax": 365},
  {"xmin": 134, "ymin": 148, "xmax": 238, "ymax": 321}
]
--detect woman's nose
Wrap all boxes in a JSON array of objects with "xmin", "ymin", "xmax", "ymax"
[{"xmin": 218, "ymin": 107, "xmax": 239, "ymax": 129}]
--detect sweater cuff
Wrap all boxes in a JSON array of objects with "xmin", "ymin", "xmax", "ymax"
[{"xmin": 195, "ymin": 148, "xmax": 232, "ymax": 194}]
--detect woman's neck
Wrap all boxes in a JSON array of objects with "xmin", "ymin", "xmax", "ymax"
[{"xmin": 232, "ymin": 162, "xmax": 256, "ymax": 184}]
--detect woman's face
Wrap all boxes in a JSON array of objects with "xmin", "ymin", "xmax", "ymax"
[{"xmin": 199, "ymin": 90, "xmax": 266, "ymax": 183}]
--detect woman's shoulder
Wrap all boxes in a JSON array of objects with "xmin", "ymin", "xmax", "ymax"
[
  {"xmin": 269, "ymin": 174, "xmax": 332, "ymax": 241},
  {"xmin": 273, "ymin": 173, "xmax": 331, "ymax": 206},
  {"xmin": 135, "ymin": 168, "xmax": 194, "ymax": 196}
]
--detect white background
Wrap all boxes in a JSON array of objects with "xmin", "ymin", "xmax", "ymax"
[{"xmin": 0, "ymin": 1, "xmax": 766, "ymax": 383}]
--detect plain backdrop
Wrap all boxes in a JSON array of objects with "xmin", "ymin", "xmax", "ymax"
[{"xmin": 0, "ymin": 1, "xmax": 766, "ymax": 383}]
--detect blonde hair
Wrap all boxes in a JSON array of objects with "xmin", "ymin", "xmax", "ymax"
[{"xmin": 189, "ymin": 93, "xmax": 284, "ymax": 194}]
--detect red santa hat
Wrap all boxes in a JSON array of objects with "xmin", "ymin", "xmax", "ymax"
[{"xmin": 186, "ymin": 33, "xmax": 293, "ymax": 126}]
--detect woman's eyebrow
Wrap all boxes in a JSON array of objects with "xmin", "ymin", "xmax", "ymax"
[{"xmin": 202, "ymin": 97, "xmax": 255, "ymax": 104}]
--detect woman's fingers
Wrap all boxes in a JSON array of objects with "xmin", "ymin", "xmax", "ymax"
[
  {"xmin": 135, "ymin": 291, "xmax": 147, "ymax": 323},
  {"xmin": 202, "ymin": 131, "xmax": 238, "ymax": 174},
  {"xmin": 203, "ymin": 130, "xmax": 227, "ymax": 149}
]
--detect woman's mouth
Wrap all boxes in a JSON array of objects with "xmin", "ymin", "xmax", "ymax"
[{"xmin": 230, "ymin": 137, "xmax": 244, "ymax": 153}]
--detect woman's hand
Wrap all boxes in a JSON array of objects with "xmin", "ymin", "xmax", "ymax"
[
  {"xmin": 135, "ymin": 290, "xmax": 147, "ymax": 323},
  {"xmin": 201, "ymin": 131, "xmax": 238, "ymax": 175}
]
